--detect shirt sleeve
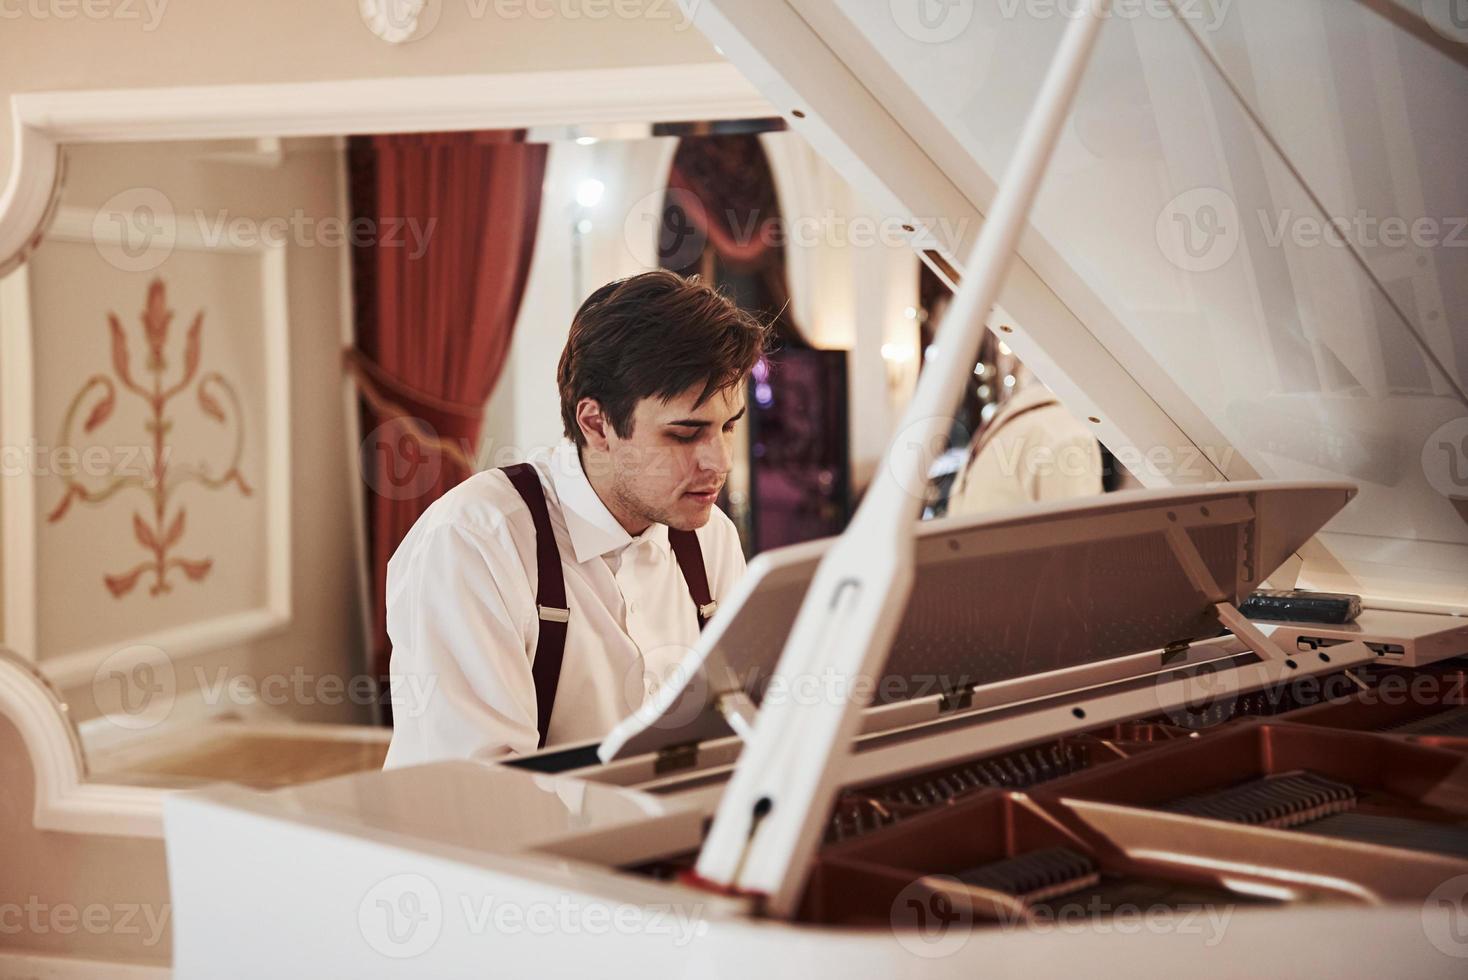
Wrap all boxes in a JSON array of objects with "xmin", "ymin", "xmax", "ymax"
[{"xmin": 382, "ymin": 522, "xmax": 543, "ymax": 768}]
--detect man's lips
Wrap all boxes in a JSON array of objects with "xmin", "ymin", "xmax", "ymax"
[{"xmin": 683, "ymin": 487, "xmax": 721, "ymax": 502}]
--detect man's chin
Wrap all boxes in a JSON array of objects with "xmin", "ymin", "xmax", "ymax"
[{"xmin": 665, "ymin": 497, "xmax": 715, "ymax": 532}]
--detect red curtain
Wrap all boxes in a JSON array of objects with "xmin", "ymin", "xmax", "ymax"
[{"xmin": 347, "ymin": 130, "xmax": 547, "ymax": 722}]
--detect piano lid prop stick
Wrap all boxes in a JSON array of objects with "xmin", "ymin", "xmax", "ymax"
[{"xmin": 693, "ymin": 0, "xmax": 1116, "ymax": 917}]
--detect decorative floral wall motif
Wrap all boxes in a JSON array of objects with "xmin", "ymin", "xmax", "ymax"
[{"xmin": 48, "ymin": 278, "xmax": 253, "ymax": 598}]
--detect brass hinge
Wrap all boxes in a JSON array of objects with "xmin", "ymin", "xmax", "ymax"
[{"xmin": 654, "ymin": 741, "xmax": 699, "ymax": 775}]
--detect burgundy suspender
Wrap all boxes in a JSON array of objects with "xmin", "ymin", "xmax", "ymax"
[
  {"xmin": 668, "ymin": 529, "xmax": 717, "ymax": 629},
  {"xmin": 502, "ymin": 464, "xmax": 569, "ymax": 748},
  {"xmin": 499, "ymin": 464, "xmax": 715, "ymax": 748}
]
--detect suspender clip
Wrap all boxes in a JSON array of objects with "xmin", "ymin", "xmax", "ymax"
[
  {"xmin": 699, "ymin": 600, "xmax": 719, "ymax": 620},
  {"xmin": 537, "ymin": 604, "xmax": 570, "ymax": 624}
]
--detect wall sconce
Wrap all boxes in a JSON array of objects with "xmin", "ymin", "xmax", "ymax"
[
  {"xmin": 575, "ymin": 178, "xmax": 605, "ymax": 209},
  {"xmin": 880, "ymin": 341, "xmax": 916, "ymax": 390}
]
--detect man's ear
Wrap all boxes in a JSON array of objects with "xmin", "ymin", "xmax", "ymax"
[{"xmin": 575, "ymin": 397, "xmax": 612, "ymax": 451}]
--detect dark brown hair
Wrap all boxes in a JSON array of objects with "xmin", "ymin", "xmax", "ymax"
[{"xmin": 557, "ymin": 270, "xmax": 766, "ymax": 446}]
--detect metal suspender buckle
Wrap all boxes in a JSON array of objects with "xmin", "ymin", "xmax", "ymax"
[
  {"xmin": 699, "ymin": 601, "xmax": 719, "ymax": 620},
  {"xmin": 538, "ymin": 605, "xmax": 570, "ymax": 624}
]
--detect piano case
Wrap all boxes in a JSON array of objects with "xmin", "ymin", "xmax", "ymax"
[{"xmin": 591, "ymin": 479, "xmax": 1468, "ymax": 927}]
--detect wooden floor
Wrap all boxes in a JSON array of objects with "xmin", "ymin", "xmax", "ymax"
[{"xmin": 122, "ymin": 733, "xmax": 388, "ymax": 789}]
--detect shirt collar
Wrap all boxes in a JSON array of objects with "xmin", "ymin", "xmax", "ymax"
[{"xmin": 547, "ymin": 440, "xmax": 669, "ymax": 563}]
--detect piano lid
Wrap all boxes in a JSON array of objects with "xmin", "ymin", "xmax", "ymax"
[
  {"xmin": 601, "ymin": 479, "xmax": 1355, "ymax": 760},
  {"xmin": 686, "ymin": 0, "xmax": 1468, "ymax": 611}
]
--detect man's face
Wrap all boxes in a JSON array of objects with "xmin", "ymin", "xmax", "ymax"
[{"xmin": 596, "ymin": 384, "xmax": 745, "ymax": 533}]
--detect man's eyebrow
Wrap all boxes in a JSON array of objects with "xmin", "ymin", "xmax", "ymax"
[{"xmin": 666, "ymin": 406, "xmax": 747, "ymax": 428}]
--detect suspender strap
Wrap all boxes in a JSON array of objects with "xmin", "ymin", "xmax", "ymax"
[
  {"xmin": 501, "ymin": 464, "xmax": 718, "ymax": 747},
  {"xmin": 501, "ymin": 463, "xmax": 568, "ymax": 749},
  {"xmin": 668, "ymin": 528, "xmax": 717, "ymax": 630}
]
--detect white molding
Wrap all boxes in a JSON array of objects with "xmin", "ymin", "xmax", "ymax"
[
  {"xmin": 0, "ymin": 63, "xmax": 772, "ymax": 272},
  {"xmin": 4, "ymin": 205, "xmax": 293, "ymax": 688},
  {"xmin": 0, "ymin": 106, "xmax": 63, "ymax": 278},
  {"xmin": 0, "ymin": 648, "xmax": 166, "ymax": 837},
  {"xmin": 262, "ymin": 238, "xmax": 293, "ymax": 628},
  {"xmin": 4, "ymin": 640, "xmax": 389, "ymax": 840},
  {"xmin": 0, "ymin": 951, "xmax": 169, "ymax": 979},
  {"xmin": 0, "ymin": 260, "xmax": 37, "ymax": 659}
]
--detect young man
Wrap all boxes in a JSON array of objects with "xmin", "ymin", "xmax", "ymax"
[{"xmin": 384, "ymin": 271, "xmax": 764, "ymax": 767}]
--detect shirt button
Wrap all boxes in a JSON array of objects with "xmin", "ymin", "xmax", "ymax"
[{"xmin": 629, "ymin": 600, "xmax": 638, "ymax": 614}]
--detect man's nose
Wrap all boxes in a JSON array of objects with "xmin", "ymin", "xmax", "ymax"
[{"xmin": 696, "ymin": 434, "xmax": 732, "ymax": 477}]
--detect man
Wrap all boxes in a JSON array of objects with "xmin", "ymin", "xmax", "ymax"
[
  {"xmin": 384, "ymin": 271, "xmax": 764, "ymax": 767},
  {"xmin": 948, "ymin": 360, "xmax": 1103, "ymax": 515}
]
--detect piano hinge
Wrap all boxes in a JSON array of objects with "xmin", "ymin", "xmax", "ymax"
[
  {"xmin": 1160, "ymin": 640, "xmax": 1192, "ymax": 665},
  {"xmin": 938, "ymin": 681, "xmax": 978, "ymax": 714},
  {"xmin": 1241, "ymin": 503, "xmax": 1257, "ymax": 583},
  {"xmin": 654, "ymin": 741, "xmax": 699, "ymax": 775}
]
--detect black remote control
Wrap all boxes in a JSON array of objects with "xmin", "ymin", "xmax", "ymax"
[{"xmin": 1240, "ymin": 589, "xmax": 1362, "ymax": 625}]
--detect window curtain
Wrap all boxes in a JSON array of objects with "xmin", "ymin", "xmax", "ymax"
[
  {"xmin": 757, "ymin": 129, "xmax": 921, "ymax": 494},
  {"xmin": 757, "ymin": 130, "xmax": 861, "ymax": 351},
  {"xmin": 346, "ymin": 130, "xmax": 547, "ymax": 723},
  {"xmin": 661, "ymin": 133, "xmax": 804, "ymax": 348}
]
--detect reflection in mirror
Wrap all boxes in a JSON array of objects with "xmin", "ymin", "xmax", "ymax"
[
  {"xmin": 920, "ymin": 263, "xmax": 1135, "ymax": 520},
  {"xmin": 0, "ymin": 119, "xmax": 964, "ymax": 791}
]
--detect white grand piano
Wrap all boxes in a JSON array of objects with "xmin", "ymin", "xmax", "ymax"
[{"xmin": 10, "ymin": 0, "xmax": 1468, "ymax": 975}]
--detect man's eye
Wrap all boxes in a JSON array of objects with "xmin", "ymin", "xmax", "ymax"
[{"xmin": 669, "ymin": 432, "xmax": 699, "ymax": 444}]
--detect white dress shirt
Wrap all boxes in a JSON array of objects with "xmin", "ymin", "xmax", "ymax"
[{"xmin": 383, "ymin": 440, "xmax": 746, "ymax": 768}]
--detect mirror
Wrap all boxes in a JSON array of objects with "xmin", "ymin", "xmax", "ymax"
[{"xmin": 1, "ymin": 119, "xmax": 992, "ymax": 791}]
